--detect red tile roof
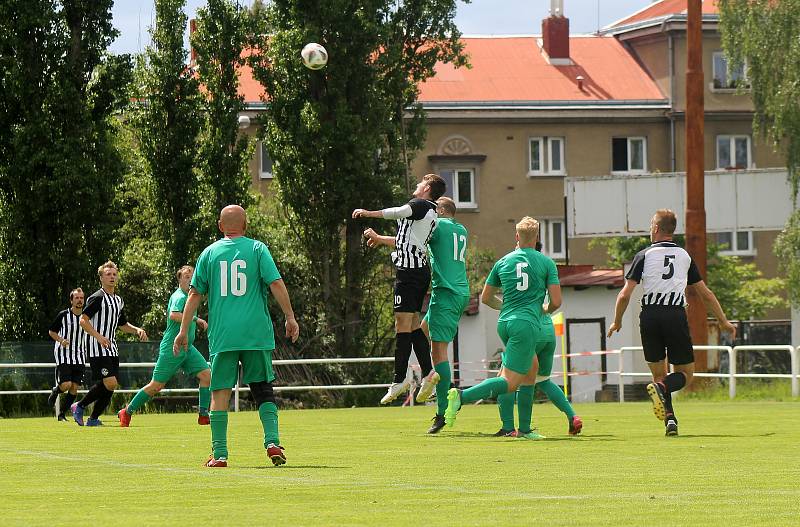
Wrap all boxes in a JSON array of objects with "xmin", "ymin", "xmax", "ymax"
[
  {"xmin": 558, "ymin": 265, "xmax": 624, "ymax": 287},
  {"xmin": 239, "ymin": 62, "xmax": 266, "ymax": 104},
  {"xmin": 610, "ymin": 0, "xmax": 719, "ymax": 28},
  {"xmin": 417, "ymin": 36, "xmax": 665, "ymax": 103}
]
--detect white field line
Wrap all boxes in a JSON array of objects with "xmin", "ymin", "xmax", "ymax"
[{"xmin": 3, "ymin": 447, "xmax": 590, "ymax": 500}]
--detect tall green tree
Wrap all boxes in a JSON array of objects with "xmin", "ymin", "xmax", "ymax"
[
  {"xmin": 192, "ymin": 0, "xmax": 254, "ymax": 234},
  {"xmin": 249, "ymin": 0, "xmax": 468, "ymax": 358},
  {"xmin": 134, "ymin": 0, "xmax": 203, "ymax": 269},
  {"xmin": 0, "ymin": 0, "xmax": 129, "ymax": 339},
  {"xmin": 718, "ymin": 0, "xmax": 800, "ymax": 304}
]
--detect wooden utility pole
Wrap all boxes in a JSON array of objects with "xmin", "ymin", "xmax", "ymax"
[{"xmin": 685, "ymin": 0, "xmax": 708, "ymax": 369}]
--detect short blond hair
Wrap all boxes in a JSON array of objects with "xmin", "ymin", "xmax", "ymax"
[
  {"xmin": 176, "ymin": 265, "xmax": 194, "ymax": 282},
  {"xmin": 653, "ymin": 209, "xmax": 677, "ymax": 235},
  {"xmin": 69, "ymin": 288, "xmax": 84, "ymax": 301},
  {"xmin": 516, "ymin": 216, "xmax": 540, "ymax": 244},
  {"xmin": 97, "ymin": 260, "xmax": 118, "ymax": 278}
]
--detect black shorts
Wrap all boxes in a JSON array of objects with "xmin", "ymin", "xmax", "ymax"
[
  {"xmin": 55, "ymin": 364, "xmax": 85, "ymax": 385},
  {"xmin": 639, "ymin": 306, "xmax": 694, "ymax": 365},
  {"xmin": 89, "ymin": 355, "xmax": 120, "ymax": 381},
  {"xmin": 394, "ymin": 266, "xmax": 431, "ymax": 313}
]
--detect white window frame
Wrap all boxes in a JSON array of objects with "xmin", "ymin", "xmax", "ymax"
[
  {"xmin": 711, "ymin": 51, "xmax": 750, "ymax": 91},
  {"xmin": 259, "ymin": 141, "xmax": 273, "ymax": 179},
  {"xmin": 451, "ymin": 168, "xmax": 477, "ymax": 209},
  {"xmin": 437, "ymin": 167, "xmax": 479, "ymax": 209},
  {"xmin": 717, "ymin": 230, "xmax": 755, "ymax": 256},
  {"xmin": 716, "ymin": 135, "xmax": 752, "ymax": 170},
  {"xmin": 540, "ymin": 218, "xmax": 566, "ymax": 260},
  {"xmin": 528, "ymin": 136, "xmax": 566, "ymax": 176},
  {"xmin": 611, "ymin": 136, "xmax": 648, "ymax": 175}
]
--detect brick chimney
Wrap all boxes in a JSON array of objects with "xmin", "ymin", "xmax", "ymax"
[{"xmin": 542, "ymin": 0, "xmax": 571, "ymax": 65}]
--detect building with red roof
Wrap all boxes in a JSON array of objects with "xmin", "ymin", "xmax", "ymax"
[{"xmin": 236, "ymin": 0, "xmax": 785, "ymax": 321}]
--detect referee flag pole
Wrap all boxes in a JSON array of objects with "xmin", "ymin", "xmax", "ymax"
[{"xmin": 552, "ymin": 311, "xmax": 568, "ymax": 397}]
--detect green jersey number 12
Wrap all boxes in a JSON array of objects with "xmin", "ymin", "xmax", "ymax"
[
  {"xmin": 452, "ymin": 233, "xmax": 467, "ymax": 262},
  {"xmin": 220, "ymin": 260, "xmax": 247, "ymax": 297}
]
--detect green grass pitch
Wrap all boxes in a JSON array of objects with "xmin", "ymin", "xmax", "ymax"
[{"xmin": 2, "ymin": 401, "xmax": 798, "ymax": 526}]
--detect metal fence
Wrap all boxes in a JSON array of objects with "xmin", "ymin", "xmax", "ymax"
[{"xmin": 1, "ymin": 345, "xmax": 797, "ymax": 409}]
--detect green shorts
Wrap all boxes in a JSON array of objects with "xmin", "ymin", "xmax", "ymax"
[
  {"xmin": 152, "ymin": 345, "xmax": 210, "ymax": 383},
  {"xmin": 209, "ymin": 349, "xmax": 275, "ymax": 391},
  {"xmin": 498, "ymin": 319, "xmax": 541, "ymax": 375},
  {"xmin": 423, "ymin": 290, "xmax": 470, "ymax": 343}
]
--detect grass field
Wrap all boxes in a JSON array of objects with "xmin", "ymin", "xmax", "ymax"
[{"xmin": 2, "ymin": 400, "xmax": 798, "ymax": 526}]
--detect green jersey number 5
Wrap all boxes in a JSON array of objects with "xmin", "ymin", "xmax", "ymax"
[
  {"xmin": 220, "ymin": 260, "xmax": 247, "ymax": 297},
  {"xmin": 516, "ymin": 262, "xmax": 529, "ymax": 291}
]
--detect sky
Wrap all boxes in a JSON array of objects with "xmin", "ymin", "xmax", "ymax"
[{"xmin": 108, "ymin": 0, "xmax": 657, "ymax": 55}]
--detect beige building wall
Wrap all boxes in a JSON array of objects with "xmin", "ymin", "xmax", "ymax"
[{"xmin": 412, "ymin": 119, "xmax": 672, "ymax": 258}]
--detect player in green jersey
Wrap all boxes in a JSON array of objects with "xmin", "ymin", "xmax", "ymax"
[
  {"xmin": 118, "ymin": 265, "xmax": 211, "ymax": 427},
  {"xmin": 420, "ymin": 197, "xmax": 470, "ymax": 433},
  {"xmin": 174, "ymin": 205, "xmax": 299, "ymax": 468},
  {"xmin": 444, "ymin": 217, "xmax": 558, "ymax": 429},
  {"xmin": 493, "ymin": 242, "xmax": 582, "ymax": 438}
]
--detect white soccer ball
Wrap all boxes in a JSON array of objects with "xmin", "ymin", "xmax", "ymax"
[{"xmin": 301, "ymin": 42, "xmax": 328, "ymax": 70}]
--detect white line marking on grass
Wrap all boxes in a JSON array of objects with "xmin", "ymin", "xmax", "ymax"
[{"xmin": 4, "ymin": 447, "xmax": 593, "ymax": 499}]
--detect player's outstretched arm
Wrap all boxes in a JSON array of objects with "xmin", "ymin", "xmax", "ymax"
[
  {"xmin": 481, "ymin": 283, "xmax": 503, "ymax": 311},
  {"xmin": 363, "ymin": 228, "xmax": 396, "ymax": 248},
  {"xmin": 608, "ymin": 279, "xmax": 637, "ymax": 337},
  {"xmin": 352, "ymin": 208, "xmax": 381, "ymax": 219},
  {"xmin": 689, "ymin": 281, "xmax": 737, "ymax": 339},
  {"xmin": 269, "ymin": 279, "xmax": 299, "ymax": 343}
]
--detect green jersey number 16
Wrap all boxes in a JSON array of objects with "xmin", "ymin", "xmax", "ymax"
[{"xmin": 220, "ymin": 260, "xmax": 247, "ymax": 297}]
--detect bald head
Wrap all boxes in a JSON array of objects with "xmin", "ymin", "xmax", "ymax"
[{"xmin": 218, "ymin": 205, "xmax": 247, "ymax": 237}]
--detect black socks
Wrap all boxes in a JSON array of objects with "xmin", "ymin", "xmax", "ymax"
[
  {"xmin": 78, "ymin": 382, "xmax": 106, "ymax": 409},
  {"xmin": 90, "ymin": 386, "xmax": 115, "ymax": 419},
  {"xmin": 394, "ymin": 332, "xmax": 413, "ymax": 383},
  {"xmin": 411, "ymin": 328, "xmax": 433, "ymax": 377}
]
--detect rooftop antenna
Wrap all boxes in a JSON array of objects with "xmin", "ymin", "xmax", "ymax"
[{"xmin": 596, "ymin": 0, "xmax": 600, "ymax": 34}]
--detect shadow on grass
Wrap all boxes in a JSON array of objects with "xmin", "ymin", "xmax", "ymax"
[
  {"xmin": 247, "ymin": 465, "xmax": 351, "ymax": 470},
  {"xmin": 432, "ymin": 431, "xmax": 620, "ymax": 441},
  {"xmin": 674, "ymin": 432, "xmax": 776, "ymax": 439}
]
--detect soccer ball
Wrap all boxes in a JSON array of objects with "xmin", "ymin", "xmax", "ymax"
[{"xmin": 301, "ymin": 43, "xmax": 328, "ymax": 70}]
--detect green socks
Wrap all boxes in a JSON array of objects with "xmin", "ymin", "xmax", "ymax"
[
  {"xmin": 497, "ymin": 391, "xmax": 516, "ymax": 431},
  {"xmin": 127, "ymin": 389, "xmax": 152, "ymax": 414},
  {"xmin": 258, "ymin": 402, "xmax": 280, "ymax": 447},
  {"xmin": 434, "ymin": 361, "xmax": 452, "ymax": 416},
  {"xmin": 210, "ymin": 410, "xmax": 229, "ymax": 459},
  {"xmin": 198, "ymin": 387, "xmax": 210, "ymax": 415},
  {"xmin": 516, "ymin": 385, "xmax": 535, "ymax": 434},
  {"xmin": 461, "ymin": 377, "xmax": 509, "ymax": 404},
  {"xmin": 537, "ymin": 380, "xmax": 575, "ymax": 419}
]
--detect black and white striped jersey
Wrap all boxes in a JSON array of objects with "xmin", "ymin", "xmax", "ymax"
[
  {"xmin": 48, "ymin": 309, "xmax": 87, "ymax": 365},
  {"xmin": 626, "ymin": 241, "xmax": 703, "ymax": 307},
  {"xmin": 82, "ymin": 289, "xmax": 128, "ymax": 357},
  {"xmin": 387, "ymin": 198, "xmax": 438, "ymax": 269}
]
